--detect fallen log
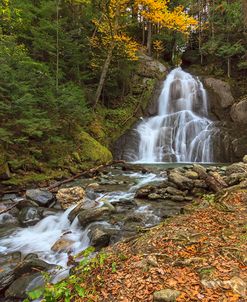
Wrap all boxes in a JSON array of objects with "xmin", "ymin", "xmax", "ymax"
[
  {"xmin": 193, "ymin": 164, "xmax": 228, "ymax": 193},
  {"xmin": 46, "ymin": 160, "xmax": 126, "ymax": 192}
]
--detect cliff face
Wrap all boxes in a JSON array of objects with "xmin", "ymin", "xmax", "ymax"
[{"xmin": 203, "ymin": 77, "xmax": 247, "ymax": 162}]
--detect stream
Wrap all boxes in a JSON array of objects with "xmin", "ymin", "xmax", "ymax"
[{"xmin": 0, "ymin": 164, "xmax": 194, "ymax": 298}]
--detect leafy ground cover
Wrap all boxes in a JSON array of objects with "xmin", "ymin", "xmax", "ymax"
[{"xmin": 55, "ymin": 191, "xmax": 247, "ymax": 302}]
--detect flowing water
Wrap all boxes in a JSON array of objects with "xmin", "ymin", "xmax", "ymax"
[
  {"xmin": 0, "ymin": 170, "xmax": 166, "ymax": 270},
  {"xmin": 136, "ymin": 68, "xmax": 215, "ymax": 163}
]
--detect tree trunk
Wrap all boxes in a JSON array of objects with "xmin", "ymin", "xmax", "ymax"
[
  {"xmin": 56, "ymin": 0, "xmax": 60, "ymax": 94},
  {"xmin": 227, "ymin": 57, "xmax": 231, "ymax": 78},
  {"xmin": 147, "ymin": 21, "xmax": 152, "ymax": 56},
  {"xmin": 243, "ymin": 0, "xmax": 247, "ymax": 37},
  {"xmin": 94, "ymin": 46, "xmax": 114, "ymax": 108},
  {"xmin": 243, "ymin": 0, "xmax": 247, "ymax": 26}
]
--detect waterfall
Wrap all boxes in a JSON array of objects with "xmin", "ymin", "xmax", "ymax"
[{"xmin": 136, "ymin": 67, "xmax": 214, "ymax": 163}]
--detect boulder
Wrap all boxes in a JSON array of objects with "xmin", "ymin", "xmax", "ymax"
[
  {"xmin": 165, "ymin": 186, "xmax": 186, "ymax": 196},
  {"xmin": 135, "ymin": 185, "xmax": 155, "ymax": 199},
  {"xmin": 0, "ymin": 258, "xmax": 52, "ymax": 292},
  {"xmin": 77, "ymin": 207, "xmax": 112, "ymax": 227},
  {"xmin": 204, "ymin": 78, "xmax": 234, "ymax": 109},
  {"xmin": 26, "ymin": 189, "xmax": 54, "ymax": 207},
  {"xmin": 184, "ymin": 170, "xmax": 199, "ymax": 179},
  {"xmin": 16, "ymin": 199, "xmax": 39, "ymax": 210},
  {"xmin": 18, "ymin": 207, "xmax": 42, "ymax": 226},
  {"xmin": 168, "ymin": 171, "xmax": 194, "ymax": 190},
  {"xmin": 56, "ymin": 186, "xmax": 86, "ymax": 210},
  {"xmin": 137, "ymin": 53, "xmax": 167, "ymax": 79},
  {"xmin": 5, "ymin": 272, "xmax": 44, "ymax": 299},
  {"xmin": 231, "ymin": 99, "xmax": 247, "ymax": 124},
  {"xmin": 51, "ymin": 237, "xmax": 75, "ymax": 253},
  {"xmin": 148, "ymin": 193, "xmax": 162, "ymax": 200},
  {"xmin": 153, "ymin": 289, "xmax": 181, "ymax": 302},
  {"xmin": 243, "ymin": 155, "xmax": 247, "ymax": 163},
  {"xmin": 89, "ymin": 226, "xmax": 111, "ymax": 249},
  {"xmin": 225, "ymin": 162, "xmax": 247, "ymax": 176}
]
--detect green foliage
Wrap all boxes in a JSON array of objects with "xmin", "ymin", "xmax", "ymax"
[{"xmin": 24, "ymin": 247, "xmax": 111, "ymax": 302}]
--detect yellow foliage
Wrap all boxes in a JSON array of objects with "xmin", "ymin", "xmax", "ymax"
[{"xmin": 135, "ymin": 0, "xmax": 197, "ymax": 33}]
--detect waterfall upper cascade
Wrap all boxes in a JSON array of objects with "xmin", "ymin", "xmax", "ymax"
[{"xmin": 136, "ymin": 67, "xmax": 214, "ymax": 163}]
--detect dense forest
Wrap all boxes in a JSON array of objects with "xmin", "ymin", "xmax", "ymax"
[{"xmin": 0, "ymin": 0, "xmax": 246, "ymax": 186}]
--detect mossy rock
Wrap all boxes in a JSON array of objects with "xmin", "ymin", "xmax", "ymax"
[{"xmin": 77, "ymin": 131, "xmax": 112, "ymax": 164}]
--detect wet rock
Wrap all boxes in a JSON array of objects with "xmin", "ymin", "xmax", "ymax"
[
  {"xmin": 23, "ymin": 253, "xmax": 39, "ymax": 261},
  {"xmin": 87, "ymin": 183, "xmax": 100, "ymax": 190},
  {"xmin": 153, "ymin": 288, "xmax": 181, "ymax": 302},
  {"xmin": 148, "ymin": 193, "xmax": 162, "ymax": 200},
  {"xmin": 1, "ymin": 194, "xmax": 17, "ymax": 201},
  {"xmin": 171, "ymin": 195, "xmax": 185, "ymax": 202},
  {"xmin": 0, "ymin": 266, "xmax": 15, "ymax": 291},
  {"xmin": 68, "ymin": 198, "xmax": 97, "ymax": 222},
  {"xmin": 5, "ymin": 272, "xmax": 44, "ymax": 299},
  {"xmin": 56, "ymin": 186, "xmax": 85, "ymax": 209},
  {"xmin": 16, "ymin": 199, "xmax": 39, "ymax": 209},
  {"xmin": 231, "ymin": 99, "xmax": 247, "ymax": 124},
  {"xmin": 14, "ymin": 258, "xmax": 54, "ymax": 277},
  {"xmin": 77, "ymin": 206, "xmax": 112, "ymax": 227},
  {"xmin": 166, "ymin": 186, "xmax": 186, "ymax": 196},
  {"xmin": 0, "ymin": 258, "xmax": 53, "ymax": 292},
  {"xmin": 89, "ymin": 226, "xmax": 111, "ymax": 249},
  {"xmin": 226, "ymin": 162, "xmax": 247, "ymax": 176},
  {"xmin": 18, "ymin": 207, "xmax": 42, "ymax": 226},
  {"xmin": 135, "ymin": 185, "xmax": 155, "ymax": 198},
  {"xmin": 102, "ymin": 200, "xmax": 116, "ymax": 212},
  {"xmin": 124, "ymin": 213, "xmax": 144, "ymax": 223},
  {"xmin": 51, "ymin": 237, "xmax": 75, "ymax": 253},
  {"xmin": 168, "ymin": 171, "xmax": 194, "ymax": 190},
  {"xmin": 26, "ymin": 189, "xmax": 54, "ymax": 207},
  {"xmin": 193, "ymin": 164, "xmax": 207, "ymax": 178}
]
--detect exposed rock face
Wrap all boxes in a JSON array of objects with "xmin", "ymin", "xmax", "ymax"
[
  {"xmin": 113, "ymin": 126, "xmax": 140, "ymax": 161},
  {"xmin": 56, "ymin": 186, "xmax": 86, "ymax": 210},
  {"xmin": 113, "ymin": 54, "xmax": 167, "ymax": 161},
  {"xmin": 204, "ymin": 78, "xmax": 234, "ymax": 109},
  {"xmin": 137, "ymin": 53, "xmax": 167, "ymax": 80},
  {"xmin": 26, "ymin": 189, "xmax": 54, "ymax": 207},
  {"xmin": 230, "ymin": 99, "xmax": 247, "ymax": 124}
]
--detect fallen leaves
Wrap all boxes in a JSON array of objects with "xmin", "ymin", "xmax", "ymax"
[{"xmin": 68, "ymin": 192, "xmax": 247, "ymax": 302}]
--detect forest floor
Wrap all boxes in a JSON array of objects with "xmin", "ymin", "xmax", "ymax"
[{"xmin": 71, "ymin": 191, "xmax": 247, "ymax": 302}]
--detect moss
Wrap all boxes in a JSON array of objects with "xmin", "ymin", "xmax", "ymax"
[
  {"xmin": 2, "ymin": 169, "xmax": 69, "ymax": 187},
  {"xmin": 76, "ymin": 130, "xmax": 112, "ymax": 164}
]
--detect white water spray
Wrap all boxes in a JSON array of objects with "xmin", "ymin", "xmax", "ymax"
[{"xmin": 136, "ymin": 68, "xmax": 214, "ymax": 163}]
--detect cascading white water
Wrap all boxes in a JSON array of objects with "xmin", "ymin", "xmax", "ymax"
[{"xmin": 136, "ymin": 67, "xmax": 214, "ymax": 163}]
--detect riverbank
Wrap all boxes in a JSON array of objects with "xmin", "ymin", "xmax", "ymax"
[
  {"xmin": 46, "ymin": 184, "xmax": 247, "ymax": 302},
  {"xmin": 1, "ymin": 160, "xmax": 247, "ymax": 301}
]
